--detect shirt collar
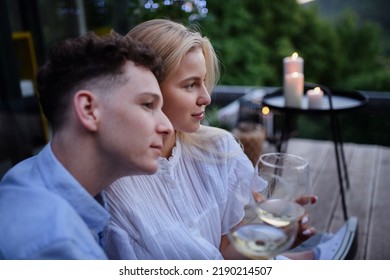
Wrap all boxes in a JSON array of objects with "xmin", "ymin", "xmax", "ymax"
[
  {"xmin": 37, "ymin": 144, "xmax": 110, "ymax": 233},
  {"xmin": 157, "ymin": 136, "xmax": 182, "ymax": 172}
]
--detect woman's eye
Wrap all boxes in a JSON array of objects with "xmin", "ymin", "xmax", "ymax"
[{"xmin": 185, "ymin": 83, "xmax": 196, "ymax": 90}]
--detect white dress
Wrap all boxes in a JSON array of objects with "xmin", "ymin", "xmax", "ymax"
[{"xmin": 103, "ymin": 127, "xmax": 261, "ymax": 259}]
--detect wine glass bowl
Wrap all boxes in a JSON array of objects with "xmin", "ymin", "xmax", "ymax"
[
  {"xmin": 229, "ymin": 223, "xmax": 293, "ymax": 260},
  {"xmin": 255, "ymin": 152, "xmax": 310, "ymax": 201},
  {"xmin": 228, "ymin": 194, "xmax": 304, "ymax": 259},
  {"xmin": 256, "ymin": 198, "xmax": 305, "ymax": 228}
]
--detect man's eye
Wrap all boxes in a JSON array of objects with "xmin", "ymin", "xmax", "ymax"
[{"xmin": 142, "ymin": 102, "xmax": 154, "ymax": 109}]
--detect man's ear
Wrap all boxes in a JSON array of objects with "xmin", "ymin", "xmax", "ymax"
[{"xmin": 73, "ymin": 90, "xmax": 100, "ymax": 131}]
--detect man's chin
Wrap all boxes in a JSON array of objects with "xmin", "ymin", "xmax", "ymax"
[
  {"xmin": 144, "ymin": 163, "xmax": 159, "ymax": 175},
  {"xmin": 130, "ymin": 162, "xmax": 159, "ymax": 176}
]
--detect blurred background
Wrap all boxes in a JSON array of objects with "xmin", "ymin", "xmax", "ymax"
[{"xmin": 1, "ymin": 0, "xmax": 389, "ymax": 176}]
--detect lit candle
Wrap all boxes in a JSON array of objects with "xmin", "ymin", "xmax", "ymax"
[
  {"xmin": 283, "ymin": 52, "xmax": 304, "ymax": 75},
  {"xmin": 307, "ymin": 87, "xmax": 324, "ymax": 109},
  {"xmin": 261, "ymin": 106, "xmax": 273, "ymax": 137},
  {"xmin": 284, "ymin": 72, "xmax": 304, "ymax": 108}
]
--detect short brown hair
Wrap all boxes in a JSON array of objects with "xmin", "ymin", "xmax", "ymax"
[{"xmin": 37, "ymin": 31, "xmax": 162, "ymax": 131}]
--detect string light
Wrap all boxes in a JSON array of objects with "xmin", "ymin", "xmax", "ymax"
[{"xmin": 143, "ymin": 0, "xmax": 208, "ymax": 20}]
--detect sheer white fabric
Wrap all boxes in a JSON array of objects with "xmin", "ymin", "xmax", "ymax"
[{"xmin": 103, "ymin": 127, "xmax": 263, "ymax": 259}]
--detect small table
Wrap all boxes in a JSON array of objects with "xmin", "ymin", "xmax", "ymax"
[{"xmin": 262, "ymin": 86, "xmax": 368, "ymax": 220}]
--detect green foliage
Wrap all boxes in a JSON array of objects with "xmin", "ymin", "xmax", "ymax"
[
  {"xmin": 332, "ymin": 11, "xmax": 383, "ymax": 82},
  {"xmin": 120, "ymin": 0, "xmax": 388, "ymax": 91},
  {"xmin": 198, "ymin": 0, "xmax": 389, "ymax": 91},
  {"xmin": 344, "ymin": 68, "xmax": 390, "ymax": 91}
]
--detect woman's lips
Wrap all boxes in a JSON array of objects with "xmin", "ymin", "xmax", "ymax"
[{"xmin": 191, "ymin": 111, "xmax": 205, "ymax": 120}]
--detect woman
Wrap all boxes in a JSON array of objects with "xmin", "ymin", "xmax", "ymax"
[{"xmin": 102, "ymin": 19, "xmax": 321, "ymax": 260}]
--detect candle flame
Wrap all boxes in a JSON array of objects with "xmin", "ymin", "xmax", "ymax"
[
  {"xmin": 291, "ymin": 72, "xmax": 300, "ymax": 77},
  {"xmin": 292, "ymin": 52, "xmax": 299, "ymax": 60},
  {"xmin": 262, "ymin": 106, "xmax": 270, "ymax": 116},
  {"xmin": 314, "ymin": 87, "xmax": 321, "ymax": 93}
]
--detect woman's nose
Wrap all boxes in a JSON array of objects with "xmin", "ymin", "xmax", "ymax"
[{"xmin": 198, "ymin": 84, "xmax": 211, "ymax": 106}]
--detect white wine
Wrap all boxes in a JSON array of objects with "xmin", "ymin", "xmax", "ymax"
[
  {"xmin": 256, "ymin": 208, "xmax": 292, "ymax": 227},
  {"xmin": 256, "ymin": 199, "xmax": 304, "ymax": 227},
  {"xmin": 230, "ymin": 224, "xmax": 290, "ymax": 259}
]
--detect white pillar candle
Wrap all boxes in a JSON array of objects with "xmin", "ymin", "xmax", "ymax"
[
  {"xmin": 307, "ymin": 87, "xmax": 324, "ymax": 109},
  {"xmin": 283, "ymin": 52, "xmax": 304, "ymax": 75},
  {"xmin": 284, "ymin": 72, "xmax": 304, "ymax": 108}
]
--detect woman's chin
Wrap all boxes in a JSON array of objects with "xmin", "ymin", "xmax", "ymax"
[{"xmin": 178, "ymin": 123, "xmax": 200, "ymax": 134}]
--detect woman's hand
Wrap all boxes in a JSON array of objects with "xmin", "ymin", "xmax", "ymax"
[{"xmin": 292, "ymin": 195, "xmax": 318, "ymax": 247}]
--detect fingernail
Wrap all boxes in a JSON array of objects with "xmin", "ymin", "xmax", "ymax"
[
  {"xmin": 301, "ymin": 215, "xmax": 309, "ymax": 225},
  {"xmin": 311, "ymin": 196, "xmax": 319, "ymax": 204},
  {"xmin": 303, "ymin": 229, "xmax": 311, "ymax": 235}
]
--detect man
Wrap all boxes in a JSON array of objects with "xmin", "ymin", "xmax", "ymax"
[{"xmin": 0, "ymin": 32, "xmax": 173, "ymax": 259}]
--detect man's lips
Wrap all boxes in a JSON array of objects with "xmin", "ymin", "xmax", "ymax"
[
  {"xmin": 151, "ymin": 144, "xmax": 163, "ymax": 150},
  {"xmin": 150, "ymin": 144, "xmax": 163, "ymax": 156}
]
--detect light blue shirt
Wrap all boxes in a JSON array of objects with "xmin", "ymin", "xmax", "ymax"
[{"xmin": 0, "ymin": 144, "xmax": 110, "ymax": 259}]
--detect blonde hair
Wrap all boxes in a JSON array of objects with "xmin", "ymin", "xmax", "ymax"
[
  {"xmin": 127, "ymin": 19, "xmax": 219, "ymax": 93},
  {"xmin": 127, "ymin": 19, "xmax": 240, "ymax": 161}
]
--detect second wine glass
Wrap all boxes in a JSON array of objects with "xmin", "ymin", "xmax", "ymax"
[{"xmin": 228, "ymin": 192, "xmax": 304, "ymax": 259}]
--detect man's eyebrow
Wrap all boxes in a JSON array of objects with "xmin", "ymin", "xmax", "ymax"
[{"xmin": 140, "ymin": 92, "xmax": 162, "ymax": 100}]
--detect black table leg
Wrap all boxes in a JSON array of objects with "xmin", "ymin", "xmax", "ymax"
[
  {"xmin": 334, "ymin": 114, "xmax": 351, "ymax": 190},
  {"xmin": 277, "ymin": 112, "xmax": 296, "ymax": 153},
  {"xmin": 274, "ymin": 112, "xmax": 288, "ymax": 153},
  {"xmin": 330, "ymin": 112, "xmax": 349, "ymax": 221}
]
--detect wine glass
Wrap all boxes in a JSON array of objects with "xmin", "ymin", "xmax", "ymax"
[
  {"xmin": 254, "ymin": 152, "xmax": 310, "ymax": 202},
  {"xmin": 228, "ymin": 192, "xmax": 304, "ymax": 259},
  {"xmin": 255, "ymin": 198, "xmax": 305, "ymax": 228}
]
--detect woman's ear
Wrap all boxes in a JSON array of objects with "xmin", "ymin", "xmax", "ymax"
[{"xmin": 73, "ymin": 90, "xmax": 100, "ymax": 131}]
